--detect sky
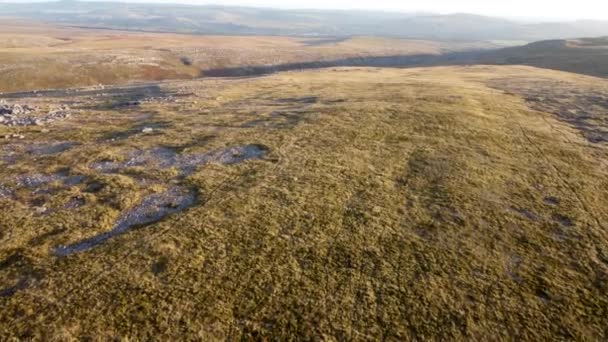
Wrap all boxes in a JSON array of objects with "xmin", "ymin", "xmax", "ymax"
[{"xmin": 2, "ymin": 0, "xmax": 608, "ymax": 20}]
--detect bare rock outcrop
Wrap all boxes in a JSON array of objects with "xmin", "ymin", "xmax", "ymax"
[{"xmin": 0, "ymin": 100, "xmax": 72, "ymax": 126}]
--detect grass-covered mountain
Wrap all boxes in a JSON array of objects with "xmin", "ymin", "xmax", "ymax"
[
  {"xmin": 475, "ymin": 37, "xmax": 608, "ymax": 77},
  {"xmin": 2, "ymin": 1, "xmax": 608, "ymax": 41},
  {"xmin": 1, "ymin": 65, "xmax": 608, "ymax": 340},
  {"xmin": 1, "ymin": 3, "xmax": 608, "ymax": 340}
]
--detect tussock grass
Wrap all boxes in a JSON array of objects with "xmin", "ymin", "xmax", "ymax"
[{"xmin": 0, "ymin": 66, "xmax": 607, "ymax": 339}]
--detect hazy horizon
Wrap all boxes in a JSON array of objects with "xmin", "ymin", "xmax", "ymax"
[{"xmin": 0, "ymin": 0, "xmax": 607, "ymax": 21}]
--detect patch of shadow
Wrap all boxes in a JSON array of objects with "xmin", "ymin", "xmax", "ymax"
[
  {"xmin": 180, "ymin": 56, "xmax": 193, "ymax": 66},
  {"xmin": 114, "ymin": 100, "xmax": 141, "ymax": 107},
  {"xmin": 509, "ymin": 206, "xmax": 539, "ymax": 221},
  {"xmin": 64, "ymin": 197, "xmax": 86, "ymax": 210},
  {"xmin": 26, "ymin": 142, "xmax": 75, "ymax": 156},
  {"xmin": 552, "ymin": 214, "xmax": 574, "ymax": 227},
  {"xmin": 0, "ymin": 277, "xmax": 29, "ymax": 298},
  {"xmin": 0, "ymin": 252, "xmax": 25, "ymax": 271},
  {"xmin": 412, "ymin": 222, "xmax": 438, "ymax": 241},
  {"xmin": 324, "ymin": 98, "xmax": 347, "ymax": 104},
  {"xmin": 151, "ymin": 256, "xmax": 169, "ymax": 275},
  {"xmin": 53, "ymin": 187, "xmax": 197, "ymax": 256},
  {"xmin": 102, "ymin": 121, "xmax": 171, "ymax": 141},
  {"xmin": 544, "ymin": 196, "xmax": 560, "ymax": 206},
  {"xmin": 28, "ymin": 228, "xmax": 67, "ymax": 246},
  {"xmin": 64, "ymin": 175, "xmax": 87, "ymax": 186},
  {"xmin": 201, "ymin": 52, "xmax": 481, "ymax": 77},
  {"xmin": 84, "ymin": 181, "xmax": 105, "ymax": 193},
  {"xmin": 536, "ymin": 288, "xmax": 551, "ymax": 304},
  {"xmin": 276, "ymin": 96, "xmax": 318, "ymax": 104},
  {"xmin": 0, "ymin": 251, "xmax": 37, "ymax": 298},
  {"xmin": 597, "ymin": 248, "xmax": 608, "ymax": 267}
]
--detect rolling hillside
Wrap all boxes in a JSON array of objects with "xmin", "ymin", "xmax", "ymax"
[
  {"xmin": 0, "ymin": 65, "xmax": 607, "ymax": 339},
  {"xmin": 1, "ymin": 1, "xmax": 608, "ymax": 40},
  {"xmin": 476, "ymin": 37, "xmax": 608, "ymax": 77},
  {"xmin": 1, "ymin": 1, "xmax": 608, "ymax": 339},
  {"xmin": 0, "ymin": 22, "xmax": 498, "ymax": 92}
]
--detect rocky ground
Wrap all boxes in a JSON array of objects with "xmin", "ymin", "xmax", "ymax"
[{"xmin": 0, "ymin": 99, "xmax": 72, "ymax": 127}]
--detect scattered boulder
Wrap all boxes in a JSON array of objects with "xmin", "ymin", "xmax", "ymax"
[
  {"xmin": 0, "ymin": 101, "xmax": 72, "ymax": 126},
  {"xmin": 34, "ymin": 206, "xmax": 48, "ymax": 215},
  {"xmin": 4, "ymin": 134, "xmax": 25, "ymax": 140},
  {"xmin": 0, "ymin": 185, "xmax": 13, "ymax": 199},
  {"xmin": 142, "ymin": 127, "xmax": 154, "ymax": 134},
  {"xmin": 116, "ymin": 100, "xmax": 141, "ymax": 107},
  {"xmin": 180, "ymin": 56, "xmax": 193, "ymax": 66}
]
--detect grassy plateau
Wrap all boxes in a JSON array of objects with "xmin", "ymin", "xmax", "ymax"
[{"xmin": 0, "ymin": 65, "xmax": 607, "ymax": 339}]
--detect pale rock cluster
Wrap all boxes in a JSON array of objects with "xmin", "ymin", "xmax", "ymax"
[{"xmin": 0, "ymin": 100, "xmax": 72, "ymax": 126}]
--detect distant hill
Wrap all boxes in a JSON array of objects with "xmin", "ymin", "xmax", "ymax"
[
  {"xmin": 475, "ymin": 37, "xmax": 608, "ymax": 77},
  {"xmin": 1, "ymin": 1, "xmax": 608, "ymax": 41}
]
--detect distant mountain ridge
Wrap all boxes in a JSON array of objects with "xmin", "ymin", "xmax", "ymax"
[
  {"xmin": 1, "ymin": 1, "xmax": 608, "ymax": 40},
  {"xmin": 474, "ymin": 37, "xmax": 608, "ymax": 77}
]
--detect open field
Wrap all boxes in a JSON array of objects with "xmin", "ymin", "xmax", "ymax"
[
  {"xmin": 0, "ymin": 21, "xmax": 499, "ymax": 93},
  {"xmin": 0, "ymin": 65, "xmax": 607, "ymax": 339}
]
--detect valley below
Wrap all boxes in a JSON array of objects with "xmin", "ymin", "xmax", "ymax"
[{"xmin": 0, "ymin": 21, "xmax": 500, "ymax": 93}]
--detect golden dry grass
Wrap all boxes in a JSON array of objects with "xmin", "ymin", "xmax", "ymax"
[
  {"xmin": 0, "ymin": 21, "xmax": 477, "ymax": 93},
  {"xmin": 0, "ymin": 65, "xmax": 607, "ymax": 339}
]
